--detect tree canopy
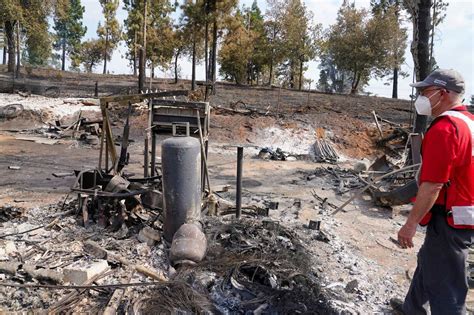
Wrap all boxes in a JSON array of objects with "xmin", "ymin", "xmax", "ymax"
[
  {"xmin": 0, "ymin": 0, "xmax": 446, "ymax": 98},
  {"xmin": 325, "ymin": 2, "xmax": 407, "ymax": 93},
  {"xmin": 97, "ymin": 0, "xmax": 121, "ymax": 74},
  {"xmin": 53, "ymin": 0, "xmax": 87, "ymax": 71}
]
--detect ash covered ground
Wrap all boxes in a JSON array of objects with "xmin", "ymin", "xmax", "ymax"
[{"xmin": 0, "ymin": 83, "xmax": 472, "ymax": 314}]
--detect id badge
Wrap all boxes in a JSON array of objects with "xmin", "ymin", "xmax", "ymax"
[{"xmin": 452, "ymin": 206, "xmax": 474, "ymax": 225}]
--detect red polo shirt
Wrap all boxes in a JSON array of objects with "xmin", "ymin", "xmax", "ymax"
[{"xmin": 419, "ymin": 106, "xmax": 474, "ymax": 210}]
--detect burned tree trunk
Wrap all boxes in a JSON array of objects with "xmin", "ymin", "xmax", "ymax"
[
  {"xmin": 15, "ymin": 21, "xmax": 20, "ymax": 77},
  {"xmin": 138, "ymin": 0, "xmax": 147, "ymax": 93},
  {"xmin": 268, "ymin": 57, "xmax": 273, "ymax": 86},
  {"xmin": 350, "ymin": 71, "xmax": 361, "ymax": 95},
  {"xmin": 5, "ymin": 21, "xmax": 15, "ymax": 73},
  {"xmin": 133, "ymin": 30, "xmax": 137, "ymax": 76},
  {"xmin": 392, "ymin": 67, "xmax": 399, "ymax": 99},
  {"xmin": 174, "ymin": 49, "xmax": 180, "ymax": 84},
  {"xmin": 61, "ymin": 38, "xmax": 66, "ymax": 71},
  {"xmin": 298, "ymin": 59, "xmax": 304, "ymax": 91},
  {"xmin": 3, "ymin": 25, "xmax": 7, "ymax": 65},
  {"xmin": 138, "ymin": 48, "xmax": 145, "ymax": 92},
  {"xmin": 407, "ymin": 0, "xmax": 432, "ymax": 133},
  {"xmin": 204, "ymin": 18, "xmax": 209, "ymax": 82},
  {"xmin": 211, "ymin": 12, "xmax": 217, "ymax": 86},
  {"xmin": 191, "ymin": 32, "xmax": 196, "ymax": 91},
  {"xmin": 103, "ymin": 29, "xmax": 109, "ymax": 75},
  {"xmin": 2, "ymin": 45, "xmax": 6, "ymax": 65}
]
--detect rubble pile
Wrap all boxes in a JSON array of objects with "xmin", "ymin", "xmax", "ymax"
[
  {"xmin": 0, "ymin": 200, "xmax": 339, "ymax": 313},
  {"xmin": 9, "ymin": 118, "xmax": 102, "ymax": 147},
  {"xmin": 172, "ymin": 218, "xmax": 334, "ymax": 314},
  {"xmin": 1, "ymin": 85, "xmax": 472, "ymax": 313},
  {"xmin": 305, "ymin": 167, "xmax": 365, "ymax": 195},
  {"xmin": 257, "ymin": 147, "xmax": 298, "ymax": 161},
  {"xmin": 0, "ymin": 200, "xmax": 165, "ymax": 311},
  {"xmin": 219, "ymin": 191, "xmax": 410, "ymax": 313},
  {"xmin": 302, "ymin": 154, "xmax": 418, "ymax": 211}
]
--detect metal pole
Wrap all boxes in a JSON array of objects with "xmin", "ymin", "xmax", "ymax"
[
  {"xmin": 236, "ymin": 146, "xmax": 243, "ymax": 219},
  {"xmin": 144, "ymin": 137, "xmax": 149, "ymax": 177},
  {"xmin": 105, "ymin": 135, "xmax": 109, "ymax": 171},
  {"xmin": 151, "ymin": 132, "xmax": 156, "ymax": 177}
]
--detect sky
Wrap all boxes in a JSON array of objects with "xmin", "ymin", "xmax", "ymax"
[{"xmin": 79, "ymin": 0, "xmax": 474, "ymax": 100}]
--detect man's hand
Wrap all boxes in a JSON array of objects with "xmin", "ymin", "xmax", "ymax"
[
  {"xmin": 397, "ymin": 222, "xmax": 417, "ymax": 248},
  {"xmin": 396, "ymin": 181, "xmax": 443, "ymax": 249}
]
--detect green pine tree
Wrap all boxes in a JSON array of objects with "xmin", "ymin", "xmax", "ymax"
[
  {"xmin": 123, "ymin": 0, "xmax": 143, "ymax": 75},
  {"xmin": 79, "ymin": 39, "xmax": 103, "ymax": 72},
  {"xmin": 219, "ymin": 9, "xmax": 253, "ymax": 84},
  {"xmin": 53, "ymin": 0, "xmax": 87, "ymax": 71},
  {"xmin": 0, "ymin": 0, "xmax": 64, "ymax": 70},
  {"xmin": 325, "ymin": 2, "xmax": 407, "ymax": 94},
  {"xmin": 98, "ymin": 0, "xmax": 121, "ymax": 74},
  {"xmin": 243, "ymin": 0, "xmax": 268, "ymax": 85},
  {"xmin": 146, "ymin": 0, "xmax": 176, "ymax": 77}
]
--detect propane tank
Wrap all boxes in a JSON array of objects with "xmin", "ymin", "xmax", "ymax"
[
  {"xmin": 170, "ymin": 223, "xmax": 207, "ymax": 266},
  {"xmin": 161, "ymin": 127, "xmax": 201, "ymax": 242}
]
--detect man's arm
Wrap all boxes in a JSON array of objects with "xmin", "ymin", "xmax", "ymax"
[{"xmin": 397, "ymin": 182, "xmax": 444, "ymax": 248}]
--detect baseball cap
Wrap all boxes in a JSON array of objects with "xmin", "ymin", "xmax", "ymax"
[{"xmin": 410, "ymin": 69, "xmax": 465, "ymax": 94}]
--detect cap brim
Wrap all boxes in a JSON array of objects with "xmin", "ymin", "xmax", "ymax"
[{"xmin": 409, "ymin": 81, "xmax": 431, "ymax": 89}]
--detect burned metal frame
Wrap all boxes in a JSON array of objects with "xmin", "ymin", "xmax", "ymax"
[
  {"xmin": 147, "ymin": 98, "xmax": 211, "ymax": 191},
  {"xmin": 72, "ymin": 90, "xmax": 211, "ymax": 226},
  {"xmin": 98, "ymin": 91, "xmax": 189, "ymax": 175},
  {"xmin": 98, "ymin": 91, "xmax": 210, "ymax": 189}
]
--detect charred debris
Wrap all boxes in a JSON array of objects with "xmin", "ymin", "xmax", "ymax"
[{"xmin": 0, "ymin": 90, "xmax": 429, "ymax": 313}]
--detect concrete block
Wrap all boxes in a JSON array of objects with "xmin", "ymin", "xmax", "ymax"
[
  {"xmin": 63, "ymin": 260, "xmax": 109, "ymax": 284},
  {"xmin": 4, "ymin": 241, "xmax": 17, "ymax": 255},
  {"xmin": 137, "ymin": 227, "xmax": 161, "ymax": 246},
  {"xmin": 0, "ymin": 241, "xmax": 17, "ymax": 258}
]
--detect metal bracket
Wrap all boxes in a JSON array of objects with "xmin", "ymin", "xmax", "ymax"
[{"xmin": 172, "ymin": 122, "xmax": 190, "ymax": 137}]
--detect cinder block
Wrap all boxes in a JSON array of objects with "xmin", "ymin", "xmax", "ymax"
[{"xmin": 63, "ymin": 260, "xmax": 109, "ymax": 284}]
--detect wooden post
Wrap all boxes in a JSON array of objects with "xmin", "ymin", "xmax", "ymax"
[{"xmin": 236, "ymin": 147, "xmax": 243, "ymax": 219}]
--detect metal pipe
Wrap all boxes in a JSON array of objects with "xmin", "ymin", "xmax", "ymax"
[
  {"xmin": 71, "ymin": 188, "xmax": 147, "ymax": 198},
  {"xmin": 151, "ymin": 132, "xmax": 156, "ymax": 177},
  {"xmin": 144, "ymin": 137, "xmax": 149, "ymax": 177},
  {"xmin": 236, "ymin": 146, "xmax": 243, "ymax": 219}
]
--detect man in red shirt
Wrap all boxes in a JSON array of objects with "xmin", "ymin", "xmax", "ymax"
[{"xmin": 393, "ymin": 69, "xmax": 473, "ymax": 314}]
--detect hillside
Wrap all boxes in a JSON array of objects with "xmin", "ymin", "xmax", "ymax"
[{"xmin": 0, "ymin": 65, "xmax": 413, "ymax": 159}]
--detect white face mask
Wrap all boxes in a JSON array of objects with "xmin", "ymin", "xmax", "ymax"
[{"xmin": 414, "ymin": 90, "xmax": 441, "ymax": 116}]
